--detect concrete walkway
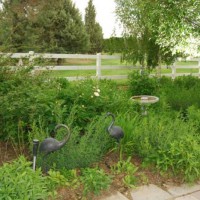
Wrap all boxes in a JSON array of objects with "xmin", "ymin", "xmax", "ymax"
[{"xmin": 100, "ymin": 182, "xmax": 200, "ymax": 200}]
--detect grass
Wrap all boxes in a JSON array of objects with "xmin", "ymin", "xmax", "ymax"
[
  {"xmin": 155, "ymin": 68, "xmax": 198, "ymax": 74},
  {"xmin": 176, "ymin": 61, "xmax": 198, "ymax": 66},
  {"xmin": 48, "ymin": 70, "xmax": 96, "ymax": 77},
  {"xmin": 44, "ymin": 59, "xmax": 199, "ymax": 78},
  {"xmin": 48, "ymin": 58, "xmax": 130, "ymax": 66}
]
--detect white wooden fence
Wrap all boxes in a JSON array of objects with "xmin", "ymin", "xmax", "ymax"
[
  {"xmin": 168, "ymin": 57, "xmax": 200, "ymax": 79},
  {"xmin": 1, "ymin": 51, "xmax": 200, "ymax": 80}
]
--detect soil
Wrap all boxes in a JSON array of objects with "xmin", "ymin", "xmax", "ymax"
[
  {"xmin": 0, "ymin": 142, "xmax": 182, "ymax": 200},
  {"xmin": 0, "ymin": 141, "xmax": 24, "ymax": 166}
]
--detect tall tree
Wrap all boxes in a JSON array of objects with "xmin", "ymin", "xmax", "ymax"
[
  {"xmin": 36, "ymin": 0, "xmax": 90, "ymax": 53},
  {"xmin": 115, "ymin": 0, "xmax": 200, "ymax": 68},
  {"xmin": 85, "ymin": 0, "xmax": 103, "ymax": 53},
  {"xmin": 0, "ymin": 0, "xmax": 39, "ymax": 52},
  {"xmin": 0, "ymin": 0, "xmax": 90, "ymax": 53}
]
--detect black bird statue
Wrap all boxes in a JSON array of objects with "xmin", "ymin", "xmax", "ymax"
[
  {"xmin": 106, "ymin": 112, "xmax": 124, "ymax": 142},
  {"xmin": 39, "ymin": 124, "xmax": 71, "ymax": 156}
]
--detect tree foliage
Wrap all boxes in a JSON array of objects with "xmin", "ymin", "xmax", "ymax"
[
  {"xmin": 103, "ymin": 37, "xmax": 124, "ymax": 54},
  {"xmin": 85, "ymin": 0, "xmax": 103, "ymax": 53},
  {"xmin": 0, "ymin": 0, "xmax": 38, "ymax": 52},
  {"xmin": 0, "ymin": 0, "xmax": 90, "ymax": 53},
  {"xmin": 115, "ymin": 0, "xmax": 200, "ymax": 67},
  {"xmin": 115, "ymin": 0, "xmax": 200, "ymax": 50}
]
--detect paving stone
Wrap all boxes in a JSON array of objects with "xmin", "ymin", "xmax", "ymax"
[
  {"xmin": 100, "ymin": 191, "xmax": 129, "ymax": 200},
  {"xmin": 165, "ymin": 184, "xmax": 200, "ymax": 197},
  {"xmin": 130, "ymin": 184, "xmax": 172, "ymax": 200},
  {"xmin": 174, "ymin": 195, "xmax": 198, "ymax": 200},
  {"xmin": 191, "ymin": 191, "xmax": 200, "ymax": 200}
]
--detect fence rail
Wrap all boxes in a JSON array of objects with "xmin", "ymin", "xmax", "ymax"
[{"xmin": 1, "ymin": 51, "xmax": 200, "ymax": 80}]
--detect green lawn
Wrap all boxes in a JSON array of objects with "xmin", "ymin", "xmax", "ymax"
[
  {"xmin": 175, "ymin": 61, "xmax": 198, "ymax": 66},
  {"xmin": 45, "ymin": 59, "xmax": 199, "ymax": 78},
  {"xmin": 48, "ymin": 70, "xmax": 96, "ymax": 77}
]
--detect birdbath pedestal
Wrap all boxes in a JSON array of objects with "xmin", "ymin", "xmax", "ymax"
[{"xmin": 130, "ymin": 95, "xmax": 159, "ymax": 115}]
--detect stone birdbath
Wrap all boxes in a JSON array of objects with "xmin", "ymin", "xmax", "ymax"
[{"xmin": 130, "ymin": 95, "xmax": 159, "ymax": 115}]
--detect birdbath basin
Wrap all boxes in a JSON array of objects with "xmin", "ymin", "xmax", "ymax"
[{"xmin": 130, "ymin": 95, "xmax": 159, "ymax": 115}]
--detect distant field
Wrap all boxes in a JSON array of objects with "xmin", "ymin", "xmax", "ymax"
[{"xmin": 44, "ymin": 59, "xmax": 199, "ymax": 78}]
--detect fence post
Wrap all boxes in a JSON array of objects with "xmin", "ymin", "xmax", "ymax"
[
  {"xmin": 198, "ymin": 60, "xmax": 200, "ymax": 79},
  {"xmin": 29, "ymin": 51, "xmax": 34, "ymax": 65},
  {"xmin": 172, "ymin": 62, "xmax": 176, "ymax": 80},
  {"xmin": 17, "ymin": 58, "xmax": 23, "ymax": 66},
  {"xmin": 96, "ymin": 53, "xmax": 101, "ymax": 79}
]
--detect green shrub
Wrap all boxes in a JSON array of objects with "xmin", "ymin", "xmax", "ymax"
[
  {"xmin": 0, "ymin": 61, "xmax": 128, "ymax": 143},
  {"xmin": 0, "ymin": 65, "xmax": 65, "ymax": 141},
  {"xmin": 0, "ymin": 156, "xmax": 72, "ymax": 199},
  {"xmin": 112, "ymin": 157, "xmax": 138, "ymax": 188},
  {"xmin": 0, "ymin": 156, "xmax": 49, "ymax": 200},
  {"xmin": 131, "ymin": 112, "xmax": 200, "ymax": 182},
  {"xmin": 114, "ymin": 111, "xmax": 140, "ymax": 156},
  {"xmin": 59, "ymin": 168, "xmax": 80, "ymax": 189},
  {"xmin": 187, "ymin": 105, "xmax": 200, "ymax": 132},
  {"xmin": 61, "ymin": 79, "xmax": 129, "ymax": 129},
  {"xmin": 174, "ymin": 75, "xmax": 200, "ymax": 90},
  {"xmin": 128, "ymin": 70, "xmax": 159, "ymax": 96},
  {"xmin": 38, "ymin": 115, "xmax": 114, "ymax": 170},
  {"xmin": 80, "ymin": 167, "xmax": 112, "ymax": 196},
  {"xmin": 47, "ymin": 169, "xmax": 69, "ymax": 191},
  {"xmin": 161, "ymin": 76, "xmax": 200, "ymax": 112},
  {"xmin": 164, "ymin": 86, "xmax": 200, "ymax": 111},
  {"xmin": 156, "ymin": 136, "xmax": 200, "ymax": 182}
]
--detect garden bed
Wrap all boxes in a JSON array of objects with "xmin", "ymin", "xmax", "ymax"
[
  {"xmin": 1, "ymin": 64, "xmax": 200, "ymax": 199},
  {"xmin": 0, "ymin": 141, "xmax": 184, "ymax": 200}
]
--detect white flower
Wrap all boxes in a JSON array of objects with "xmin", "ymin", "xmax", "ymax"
[
  {"xmin": 96, "ymin": 89, "xmax": 100, "ymax": 93},
  {"xmin": 94, "ymin": 92, "xmax": 100, "ymax": 97},
  {"xmin": 91, "ymin": 95, "xmax": 94, "ymax": 98}
]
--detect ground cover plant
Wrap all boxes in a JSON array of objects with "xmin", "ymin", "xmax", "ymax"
[
  {"xmin": 0, "ymin": 156, "xmax": 61, "ymax": 199},
  {"xmin": 1, "ymin": 59, "xmax": 200, "ymax": 199}
]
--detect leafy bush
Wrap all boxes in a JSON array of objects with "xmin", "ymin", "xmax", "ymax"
[
  {"xmin": 112, "ymin": 157, "xmax": 138, "ymax": 188},
  {"xmin": 38, "ymin": 115, "xmax": 114, "ymax": 170},
  {"xmin": 128, "ymin": 70, "xmax": 159, "ymax": 96},
  {"xmin": 61, "ymin": 79, "xmax": 129, "ymax": 129},
  {"xmin": 0, "ymin": 156, "xmax": 73, "ymax": 199},
  {"xmin": 187, "ymin": 105, "xmax": 200, "ymax": 131},
  {"xmin": 0, "ymin": 63, "xmax": 128, "ymax": 143},
  {"xmin": 131, "ymin": 112, "xmax": 200, "ymax": 182},
  {"xmin": 156, "ymin": 136, "xmax": 200, "ymax": 182},
  {"xmin": 161, "ymin": 76, "xmax": 200, "ymax": 112},
  {"xmin": 114, "ymin": 111, "xmax": 139, "ymax": 156},
  {"xmin": 59, "ymin": 168, "xmax": 80, "ymax": 189},
  {"xmin": 0, "ymin": 156, "xmax": 49, "ymax": 199},
  {"xmin": 0, "ymin": 65, "xmax": 65, "ymax": 141},
  {"xmin": 80, "ymin": 167, "xmax": 112, "ymax": 196},
  {"xmin": 47, "ymin": 169, "xmax": 69, "ymax": 191},
  {"xmin": 174, "ymin": 75, "xmax": 200, "ymax": 90}
]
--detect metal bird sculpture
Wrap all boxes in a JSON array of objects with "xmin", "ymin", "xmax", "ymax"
[
  {"xmin": 106, "ymin": 112, "xmax": 124, "ymax": 142},
  {"xmin": 39, "ymin": 124, "xmax": 71, "ymax": 156}
]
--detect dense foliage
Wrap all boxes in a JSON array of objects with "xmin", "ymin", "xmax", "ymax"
[
  {"xmin": 115, "ymin": 0, "xmax": 200, "ymax": 50},
  {"xmin": 103, "ymin": 37, "xmax": 125, "ymax": 54},
  {"xmin": 85, "ymin": 0, "xmax": 103, "ymax": 53},
  {"xmin": 115, "ymin": 0, "xmax": 200, "ymax": 67},
  {"xmin": 1, "ymin": 58, "xmax": 200, "ymax": 199},
  {"xmin": 0, "ymin": 156, "xmax": 61, "ymax": 199},
  {"xmin": 0, "ymin": 0, "xmax": 89, "ymax": 53}
]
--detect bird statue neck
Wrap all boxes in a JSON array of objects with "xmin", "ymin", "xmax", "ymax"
[
  {"xmin": 107, "ymin": 113, "xmax": 115, "ymax": 131},
  {"xmin": 55, "ymin": 124, "xmax": 71, "ymax": 148}
]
